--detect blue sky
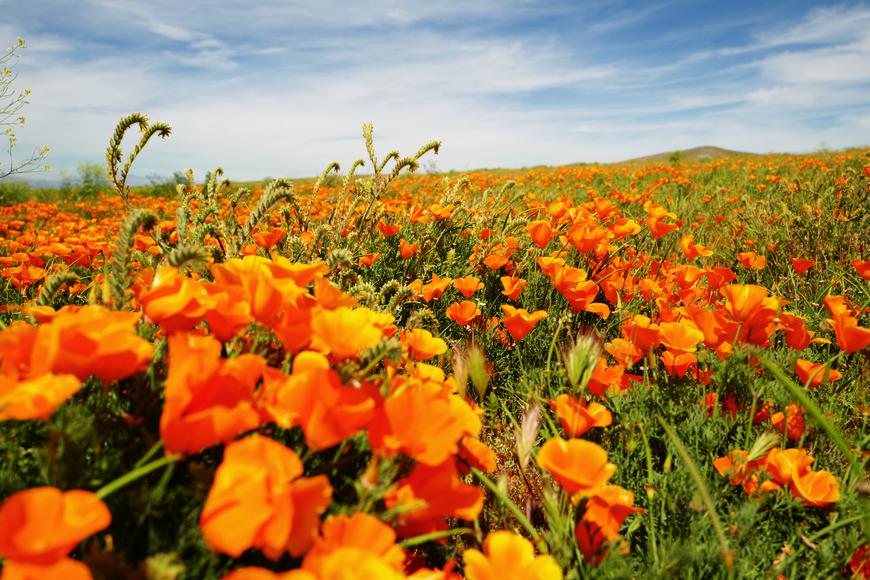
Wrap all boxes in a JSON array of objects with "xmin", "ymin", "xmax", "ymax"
[{"xmin": 5, "ymin": 1, "xmax": 870, "ymax": 180}]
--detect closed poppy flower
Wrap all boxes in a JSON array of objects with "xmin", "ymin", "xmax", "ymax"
[
  {"xmin": 160, "ymin": 332, "xmax": 265, "ymax": 454},
  {"xmin": 0, "ymin": 373, "xmax": 81, "ymax": 421},
  {"xmin": 794, "ymin": 359, "xmax": 842, "ymax": 388},
  {"xmin": 302, "ymin": 513, "xmax": 405, "ymax": 575},
  {"xmin": 310, "ymin": 306, "xmax": 385, "ymax": 359},
  {"xmin": 258, "ymin": 352, "xmax": 376, "ymax": 450},
  {"xmin": 446, "ymin": 301, "xmax": 481, "ymax": 327},
  {"xmin": 500, "ymin": 275, "xmax": 527, "ymax": 300},
  {"xmin": 30, "ymin": 306, "xmax": 153, "ymax": 383},
  {"xmin": 549, "ymin": 395, "xmax": 611, "ymax": 438},
  {"xmin": 0, "ymin": 487, "xmax": 110, "ymax": 565},
  {"xmin": 453, "ymin": 276, "xmax": 484, "ymax": 298},
  {"xmin": 537, "ymin": 437, "xmax": 616, "ymax": 499},
  {"xmin": 200, "ymin": 435, "xmax": 332, "ymax": 559},
  {"xmin": 792, "ymin": 470, "xmax": 840, "ymax": 507},
  {"xmin": 403, "ymin": 328, "xmax": 448, "ymax": 360},
  {"xmin": 463, "ymin": 531, "xmax": 562, "ymax": 580}
]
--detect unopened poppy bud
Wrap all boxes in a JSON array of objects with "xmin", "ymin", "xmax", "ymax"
[{"xmin": 562, "ymin": 333, "xmax": 602, "ymax": 391}]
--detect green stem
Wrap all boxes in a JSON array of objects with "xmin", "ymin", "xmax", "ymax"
[
  {"xmin": 398, "ymin": 527, "xmax": 475, "ymax": 548},
  {"xmin": 639, "ymin": 425, "xmax": 660, "ymax": 569},
  {"xmin": 134, "ymin": 440, "xmax": 164, "ymax": 469},
  {"xmin": 658, "ymin": 417, "xmax": 734, "ymax": 574},
  {"xmin": 96, "ymin": 454, "xmax": 182, "ymax": 500},
  {"xmin": 471, "ymin": 466, "xmax": 547, "ymax": 553}
]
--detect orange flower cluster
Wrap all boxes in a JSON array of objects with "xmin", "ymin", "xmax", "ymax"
[{"xmin": 714, "ymin": 447, "xmax": 839, "ymax": 506}]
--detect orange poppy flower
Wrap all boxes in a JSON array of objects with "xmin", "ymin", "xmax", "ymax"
[
  {"xmin": 211, "ymin": 256, "xmax": 308, "ymax": 326},
  {"xmin": 258, "ymin": 352, "xmax": 376, "ymax": 450},
  {"xmin": 0, "ymin": 558, "xmax": 94, "ymax": 580},
  {"xmin": 202, "ymin": 284, "xmax": 254, "ymax": 342},
  {"xmin": 499, "ymin": 275, "xmax": 527, "ymax": 300},
  {"xmin": 794, "ymin": 359, "xmax": 842, "ymax": 388},
  {"xmin": 771, "ymin": 403, "xmax": 806, "ymax": 441},
  {"xmin": 221, "ymin": 568, "xmax": 313, "ymax": 580},
  {"xmin": 823, "ymin": 295, "xmax": 870, "ymax": 353},
  {"xmin": 30, "ymin": 305, "xmax": 153, "ymax": 383},
  {"xmin": 720, "ymin": 284, "xmax": 779, "ymax": 345},
  {"xmin": 736, "ymin": 251, "xmax": 766, "ymax": 270},
  {"xmin": 457, "ymin": 435, "xmax": 498, "ymax": 473},
  {"xmin": 777, "ymin": 312, "xmax": 814, "ymax": 350},
  {"xmin": 851, "ymin": 260, "xmax": 870, "ymax": 280},
  {"xmin": 384, "ymin": 460, "xmax": 484, "ymax": 537},
  {"xmin": 302, "ymin": 513, "xmax": 405, "ymax": 575},
  {"xmin": 500, "ymin": 305, "xmax": 547, "ymax": 341},
  {"xmin": 537, "ymin": 437, "xmax": 616, "ymax": 499},
  {"xmin": 679, "ymin": 234, "xmax": 713, "ymax": 260},
  {"xmin": 403, "ymin": 328, "xmax": 448, "ymax": 360},
  {"xmin": 421, "ymin": 274, "xmax": 452, "ymax": 302},
  {"xmin": 0, "ymin": 487, "xmax": 110, "ymax": 564},
  {"xmin": 200, "ymin": 435, "xmax": 332, "ymax": 559},
  {"xmin": 463, "ymin": 531, "xmax": 562, "ymax": 580},
  {"xmin": 791, "ymin": 470, "xmax": 840, "ymax": 507},
  {"xmin": 160, "ymin": 332, "xmax": 264, "ymax": 454},
  {"xmin": 549, "ymin": 395, "xmax": 612, "ymax": 438},
  {"xmin": 358, "ymin": 253, "xmax": 382, "ymax": 267},
  {"xmin": 790, "ymin": 258, "xmax": 815, "ymax": 274},
  {"xmin": 582, "ymin": 485, "xmax": 642, "ymax": 541},
  {"xmin": 253, "ymin": 226, "xmax": 287, "ymax": 249},
  {"xmin": 527, "ymin": 220, "xmax": 556, "ymax": 249},
  {"xmin": 399, "ymin": 239, "xmax": 420, "ymax": 260},
  {"xmin": 313, "ymin": 278, "xmax": 358, "ymax": 309},
  {"xmin": 644, "ymin": 203, "xmax": 679, "ymax": 239},
  {"xmin": 604, "ymin": 338, "xmax": 642, "ymax": 368},
  {"xmin": 377, "ymin": 220, "xmax": 402, "ymax": 238},
  {"xmin": 446, "ymin": 301, "xmax": 481, "ymax": 327},
  {"xmin": 0, "ymin": 373, "xmax": 81, "ymax": 421},
  {"xmin": 139, "ymin": 266, "xmax": 216, "ymax": 333},
  {"xmin": 453, "ymin": 276, "xmax": 484, "ymax": 298},
  {"xmin": 370, "ymin": 380, "xmax": 481, "ymax": 466},
  {"xmin": 310, "ymin": 306, "xmax": 385, "ymax": 359}
]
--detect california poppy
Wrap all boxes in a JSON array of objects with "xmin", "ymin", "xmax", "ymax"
[
  {"xmin": 446, "ymin": 301, "xmax": 481, "ymax": 327},
  {"xmin": 464, "ymin": 531, "xmax": 562, "ymax": 580},
  {"xmin": 500, "ymin": 305, "xmax": 547, "ymax": 341},
  {"xmin": 537, "ymin": 437, "xmax": 616, "ymax": 499}
]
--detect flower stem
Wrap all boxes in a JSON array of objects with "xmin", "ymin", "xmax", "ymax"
[{"xmin": 96, "ymin": 454, "xmax": 182, "ymax": 500}]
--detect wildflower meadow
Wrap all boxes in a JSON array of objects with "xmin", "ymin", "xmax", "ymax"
[{"xmin": 0, "ymin": 108, "xmax": 867, "ymax": 579}]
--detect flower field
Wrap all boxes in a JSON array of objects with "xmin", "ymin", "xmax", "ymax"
[{"xmin": 0, "ymin": 116, "xmax": 868, "ymax": 579}]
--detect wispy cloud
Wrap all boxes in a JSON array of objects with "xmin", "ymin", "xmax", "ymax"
[{"xmin": 5, "ymin": 1, "xmax": 870, "ymax": 180}]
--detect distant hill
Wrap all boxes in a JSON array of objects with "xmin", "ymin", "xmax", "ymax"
[{"xmin": 618, "ymin": 146, "xmax": 755, "ymax": 164}]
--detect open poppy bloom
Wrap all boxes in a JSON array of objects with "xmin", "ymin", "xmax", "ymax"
[
  {"xmin": 500, "ymin": 275, "xmax": 527, "ymax": 300},
  {"xmin": 823, "ymin": 295, "xmax": 870, "ymax": 353},
  {"xmin": 310, "ymin": 306, "xmax": 386, "ymax": 359},
  {"xmin": 500, "ymin": 305, "xmax": 547, "ymax": 341},
  {"xmin": 537, "ymin": 437, "xmax": 616, "ymax": 499},
  {"xmin": 0, "ymin": 487, "xmax": 110, "ymax": 572},
  {"xmin": 258, "ymin": 352, "xmax": 377, "ymax": 450},
  {"xmin": 453, "ymin": 276, "xmax": 484, "ymax": 298},
  {"xmin": 384, "ymin": 460, "xmax": 484, "ymax": 537},
  {"xmin": 737, "ymin": 251, "xmax": 766, "ymax": 270},
  {"xmin": 581, "ymin": 485, "xmax": 643, "ymax": 541},
  {"xmin": 200, "ymin": 435, "xmax": 332, "ymax": 559},
  {"xmin": 0, "ymin": 373, "xmax": 81, "ymax": 421},
  {"xmin": 403, "ymin": 328, "xmax": 448, "ymax": 360},
  {"xmin": 463, "ymin": 531, "xmax": 562, "ymax": 580},
  {"xmin": 28, "ymin": 305, "xmax": 153, "ymax": 383},
  {"xmin": 527, "ymin": 220, "xmax": 556, "ymax": 248},
  {"xmin": 302, "ymin": 513, "xmax": 405, "ymax": 575},
  {"xmin": 160, "ymin": 332, "xmax": 265, "ymax": 454},
  {"xmin": 446, "ymin": 301, "xmax": 481, "ymax": 327},
  {"xmin": 790, "ymin": 258, "xmax": 815, "ymax": 274},
  {"xmin": 139, "ymin": 266, "xmax": 216, "ymax": 333},
  {"xmin": 398, "ymin": 238, "xmax": 420, "ymax": 260},
  {"xmin": 794, "ymin": 359, "xmax": 842, "ymax": 388},
  {"xmin": 549, "ymin": 394, "xmax": 612, "ymax": 438}
]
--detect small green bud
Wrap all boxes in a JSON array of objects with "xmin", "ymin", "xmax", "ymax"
[{"xmin": 467, "ymin": 345, "xmax": 489, "ymax": 399}]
